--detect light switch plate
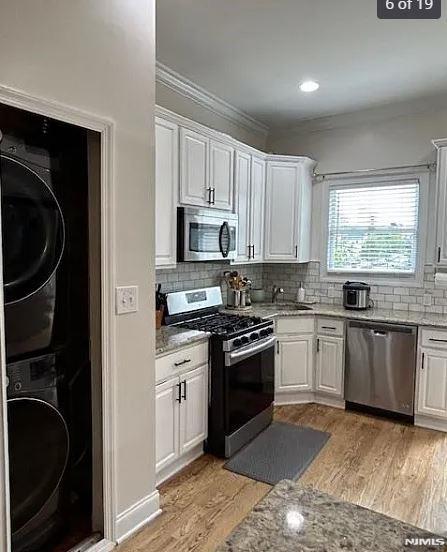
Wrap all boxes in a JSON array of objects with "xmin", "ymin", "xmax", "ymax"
[
  {"xmin": 116, "ymin": 286, "xmax": 139, "ymax": 314},
  {"xmin": 423, "ymin": 294, "xmax": 432, "ymax": 307}
]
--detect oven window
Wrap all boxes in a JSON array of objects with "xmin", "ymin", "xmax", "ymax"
[
  {"xmin": 226, "ymin": 347, "xmax": 274, "ymax": 435},
  {"xmin": 189, "ymin": 223, "xmax": 236, "ymax": 252}
]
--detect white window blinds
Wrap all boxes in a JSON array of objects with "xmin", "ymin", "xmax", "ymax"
[{"xmin": 327, "ymin": 180, "xmax": 420, "ymax": 274}]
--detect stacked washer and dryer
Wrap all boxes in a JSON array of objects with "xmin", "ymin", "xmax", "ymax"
[{"xmin": 0, "ymin": 107, "xmax": 95, "ymax": 551}]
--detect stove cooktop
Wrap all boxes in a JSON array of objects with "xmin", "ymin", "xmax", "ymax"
[{"xmin": 179, "ymin": 312, "xmax": 272, "ymax": 339}]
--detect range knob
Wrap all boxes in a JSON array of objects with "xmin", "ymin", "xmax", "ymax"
[
  {"xmin": 260, "ymin": 329, "xmax": 269, "ymax": 337},
  {"xmin": 267, "ymin": 327, "xmax": 274, "ymax": 335},
  {"xmin": 241, "ymin": 336, "xmax": 250, "ymax": 345},
  {"xmin": 250, "ymin": 332, "xmax": 259, "ymax": 341},
  {"xmin": 233, "ymin": 338, "xmax": 242, "ymax": 348}
]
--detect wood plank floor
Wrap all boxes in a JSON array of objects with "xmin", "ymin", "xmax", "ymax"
[{"xmin": 118, "ymin": 404, "xmax": 447, "ymax": 552}]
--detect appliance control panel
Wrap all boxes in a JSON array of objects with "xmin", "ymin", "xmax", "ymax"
[{"xmin": 223, "ymin": 323, "xmax": 274, "ymax": 352}]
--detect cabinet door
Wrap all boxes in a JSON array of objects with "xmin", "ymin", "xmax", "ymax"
[
  {"xmin": 315, "ymin": 336, "xmax": 344, "ymax": 397},
  {"xmin": 155, "ymin": 377, "xmax": 180, "ymax": 473},
  {"xmin": 436, "ymin": 147, "xmax": 447, "ymax": 265},
  {"xmin": 209, "ymin": 140, "xmax": 234, "ymax": 210},
  {"xmin": 155, "ymin": 118, "xmax": 178, "ymax": 267},
  {"xmin": 417, "ymin": 348, "xmax": 447, "ymax": 418},
  {"xmin": 180, "ymin": 127, "xmax": 209, "ymax": 207},
  {"xmin": 234, "ymin": 150, "xmax": 251, "ymax": 263},
  {"xmin": 276, "ymin": 335, "xmax": 314, "ymax": 393},
  {"xmin": 250, "ymin": 156, "xmax": 266, "ymax": 262},
  {"xmin": 179, "ymin": 364, "xmax": 208, "ymax": 455},
  {"xmin": 264, "ymin": 161, "xmax": 300, "ymax": 262}
]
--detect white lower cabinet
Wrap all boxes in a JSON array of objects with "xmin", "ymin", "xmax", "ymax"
[
  {"xmin": 179, "ymin": 366, "xmax": 208, "ymax": 454},
  {"xmin": 275, "ymin": 335, "xmax": 314, "ymax": 393},
  {"xmin": 416, "ymin": 348, "xmax": 447, "ymax": 419},
  {"xmin": 155, "ymin": 357, "xmax": 208, "ymax": 483},
  {"xmin": 155, "ymin": 377, "xmax": 180, "ymax": 472},
  {"xmin": 315, "ymin": 335, "xmax": 344, "ymax": 397}
]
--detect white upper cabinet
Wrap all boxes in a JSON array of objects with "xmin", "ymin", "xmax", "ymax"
[
  {"xmin": 233, "ymin": 151, "xmax": 266, "ymax": 264},
  {"xmin": 250, "ymin": 156, "xmax": 266, "ymax": 262},
  {"xmin": 180, "ymin": 127, "xmax": 209, "ymax": 207},
  {"xmin": 234, "ymin": 151, "xmax": 251, "ymax": 262},
  {"xmin": 209, "ymin": 139, "xmax": 234, "ymax": 211},
  {"xmin": 179, "ymin": 127, "xmax": 234, "ymax": 210},
  {"xmin": 434, "ymin": 141, "xmax": 447, "ymax": 265},
  {"xmin": 264, "ymin": 157, "xmax": 313, "ymax": 263},
  {"xmin": 155, "ymin": 117, "xmax": 178, "ymax": 268}
]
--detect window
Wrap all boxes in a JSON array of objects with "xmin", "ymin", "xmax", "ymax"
[{"xmin": 327, "ymin": 179, "xmax": 420, "ymax": 275}]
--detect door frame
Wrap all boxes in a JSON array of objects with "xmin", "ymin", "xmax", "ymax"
[{"xmin": 0, "ymin": 84, "xmax": 117, "ymax": 551}]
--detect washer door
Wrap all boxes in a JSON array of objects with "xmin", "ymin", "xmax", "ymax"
[
  {"xmin": 0, "ymin": 155, "xmax": 64, "ymax": 305},
  {"xmin": 7, "ymin": 398, "xmax": 69, "ymax": 534}
]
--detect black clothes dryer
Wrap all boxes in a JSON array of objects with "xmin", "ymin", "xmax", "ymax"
[
  {"xmin": 7, "ymin": 354, "xmax": 70, "ymax": 552},
  {"xmin": 0, "ymin": 137, "xmax": 65, "ymax": 360}
]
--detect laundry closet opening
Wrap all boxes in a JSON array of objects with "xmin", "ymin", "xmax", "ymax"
[{"xmin": 0, "ymin": 103, "xmax": 103, "ymax": 552}]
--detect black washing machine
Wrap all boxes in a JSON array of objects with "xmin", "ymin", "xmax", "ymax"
[
  {"xmin": 0, "ymin": 110, "xmax": 94, "ymax": 551},
  {"xmin": 0, "ymin": 134, "xmax": 65, "ymax": 361},
  {"xmin": 7, "ymin": 354, "xmax": 70, "ymax": 551}
]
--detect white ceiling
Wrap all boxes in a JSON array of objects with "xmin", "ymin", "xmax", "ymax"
[{"xmin": 156, "ymin": 0, "xmax": 447, "ymax": 128}]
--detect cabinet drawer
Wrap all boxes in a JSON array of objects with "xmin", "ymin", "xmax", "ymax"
[
  {"xmin": 156, "ymin": 342, "xmax": 208, "ymax": 384},
  {"xmin": 276, "ymin": 317, "xmax": 314, "ymax": 335},
  {"xmin": 421, "ymin": 328, "xmax": 447, "ymax": 350},
  {"xmin": 316, "ymin": 318, "xmax": 344, "ymax": 337}
]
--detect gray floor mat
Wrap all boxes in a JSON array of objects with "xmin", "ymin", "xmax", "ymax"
[{"xmin": 224, "ymin": 421, "xmax": 330, "ymax": 485}]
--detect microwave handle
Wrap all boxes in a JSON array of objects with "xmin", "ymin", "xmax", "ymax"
[{"xmin": 219, "ymin": 221, "xmax": 230, "ymax": 258}]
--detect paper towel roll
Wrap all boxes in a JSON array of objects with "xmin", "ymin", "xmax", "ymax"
[{"xmin": 435, "ymin": 272, "xmax": 447, "ymax": 288}]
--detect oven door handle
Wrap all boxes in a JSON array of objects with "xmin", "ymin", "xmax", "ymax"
[{"xmin": 225, "ymin": 335, "xmax": 276, "ymax": 367}]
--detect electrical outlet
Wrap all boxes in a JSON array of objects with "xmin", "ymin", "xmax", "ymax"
[
  {"xmin": 423, "ymin": 294, "xmax": 432, "ymax": 307},
  {"xmin": 116, "ymin": 286, "xmax": 138, "ymax": 314}
]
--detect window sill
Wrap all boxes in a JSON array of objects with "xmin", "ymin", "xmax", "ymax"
[{"xmin": 320, "ymin": 270, "xmax": 423, "ymax": 288}]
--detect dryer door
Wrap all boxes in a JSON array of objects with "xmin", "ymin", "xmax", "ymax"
[
  {"xmin": 0, "ymin": 154, "xmax": 64, "ymax": 305},
  {"xmin": 7, "ymin": 397, "xmax": 69, "ymax": 535}
]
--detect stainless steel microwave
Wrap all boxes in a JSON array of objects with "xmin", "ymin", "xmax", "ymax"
[{"xmin": 178, "ymin": 207, "xmax": 238, "ymax": 262}]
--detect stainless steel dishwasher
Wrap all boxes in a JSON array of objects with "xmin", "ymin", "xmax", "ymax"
[{"xmin": 345, "ymin": 320, "xmax": 417, "ymax": 415}]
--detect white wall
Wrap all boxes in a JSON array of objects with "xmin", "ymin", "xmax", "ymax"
[
  {"xmin": 268, "ymin": 100, "xmax": 447, "ymax": 263},
  {"xmin": 0, "ymin": 0, "xmax": 157, "ymax": 541},
  {"xmin": 267, "ymin": 99, "xmax": 447, "ymax": 173},
  {"xmin": 156, "ymin": 81, "xmax": 267, "ymax": 150}
]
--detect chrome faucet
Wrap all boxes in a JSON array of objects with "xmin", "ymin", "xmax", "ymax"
[{"xmin": 272, "ymin": 285, "xmax": 285, "ymax": 303}]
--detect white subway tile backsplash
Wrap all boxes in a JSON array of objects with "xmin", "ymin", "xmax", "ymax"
[{"xmin": 156, "ymin": 261, "xmax": 446, "ymax": 316}]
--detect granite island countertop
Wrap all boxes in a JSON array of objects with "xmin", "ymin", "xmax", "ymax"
[
  {"xmin": 156, "ymin": 325, "xmax": 209, "ymax": 357},
  {"xmin": 217, "ymin": 480, "xmax": 444, "ymax": 552},
  {"xmin": 225, "ymin": 302, "xmax": 447, "ymax": 329}
]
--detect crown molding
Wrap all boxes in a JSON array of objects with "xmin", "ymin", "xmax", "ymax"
[{"xmin": 156, "ymin": 62, "xmax": 269, "ymax": 137}]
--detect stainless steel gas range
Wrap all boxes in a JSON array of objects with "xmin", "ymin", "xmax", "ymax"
[{"xmin": 165, "ymin": 286, "xmax": 275, "ymax": 458}]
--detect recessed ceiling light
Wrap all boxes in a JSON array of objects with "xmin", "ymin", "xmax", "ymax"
[{"xmin": 299, "ymin": 80, "xmax": 319, "ymax": 93}]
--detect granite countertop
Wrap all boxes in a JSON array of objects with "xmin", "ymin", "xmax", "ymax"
[
  {"xmin": 227, "ymin": 302, "xmax": 447, "ymax": 329},
  {"xmin": 217, "ymin": 480, "xmax": 443, "ymax": 552},
  {"xmin": 156, "ymin": 303, "xmax": 447, "ymax": 357},
  {"xmin": 156, "ymin": 325, "xmax": 209, "ymax": 357}
]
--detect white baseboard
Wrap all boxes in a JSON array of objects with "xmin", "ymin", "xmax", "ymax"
[
  {"xmin": 115, "ymin": 490, "xmax": 161, "ymax": 544},
  {"xmin": 274, "ymin": 391, "xmax": 315, "ymax": 405},
  {"xmin": 275, "ymin": 392, "xmax": 345, "ymax": 409},
  {"xmin": 314, "ymin": 394, "xmax": 345, "ymax": 409},
  {"xmin": 415, "ymin": 414, "xmax": 447, "ymax": 433},
  {"xmin": 156, "ymin": 444, "xmax": 204, "ymax": 486}
]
